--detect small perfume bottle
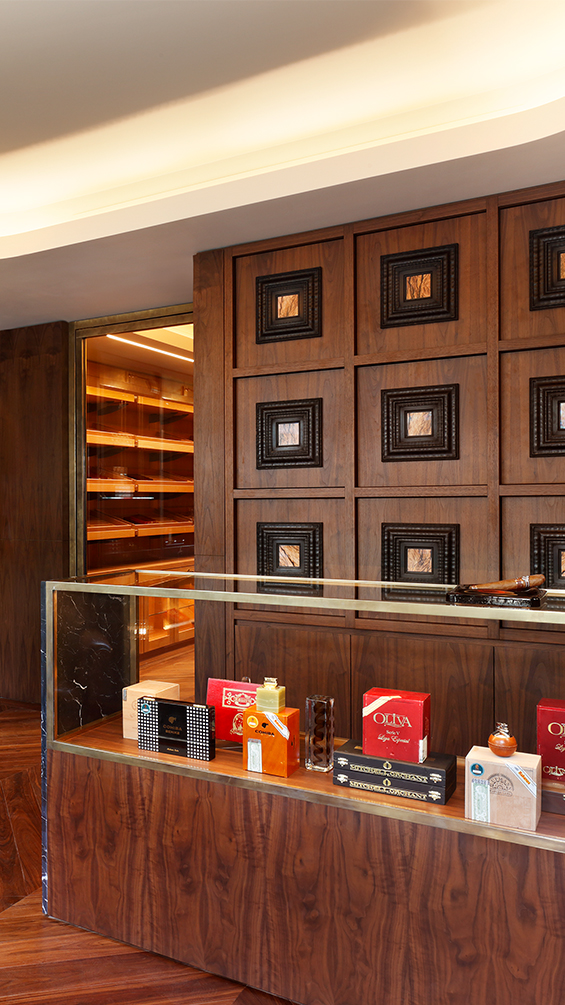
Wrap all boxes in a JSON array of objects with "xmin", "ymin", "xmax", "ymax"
[{"xmin": 305, "ymin": 694, "xmax": 335, "ymax": 772}]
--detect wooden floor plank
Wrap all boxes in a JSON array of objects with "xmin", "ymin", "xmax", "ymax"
[
  {"xmin": 234, "ymin": 990, "xmax": 296, "ymax": 1005},
  {"xmin": 1, "ymin": 771, "xmax": 42, "ymax": 893},
  {"xmin": 0, "ymin": 790, "xmax": 26, "ymax": 913}
]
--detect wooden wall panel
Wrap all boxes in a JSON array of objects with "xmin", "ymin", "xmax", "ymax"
[
  {"xmin": 235, "ymin": 497, "xmax": 349, "ymax": 617},
  {"xmin": 234, "ymin": 368, "xmax": 345, "ymax": 489},
  {"xmin": 194, "ymin": 250, "xmax": 227, "ymax": 698},
  {"xmin": 234, "ymin": 622, "xmax": 350, "ymax": 735},
  {"xmin": 356, "ymin": 213, "xmax": 487, "ymax": 355},
  {"xmin": 501, "ymin": 496, "xmax": 565, "ymax": 637},
  {"xmin": 500, "ymin": 197, "xmax": 565, "ymax": 341},
  {"xmin": 0, "ymin": 321, "xmax": 69, "ymax": 704},
  {"xmin": 500, "ymin": 346, "xmax": 565, "ymax": 485},
  {"xmin": 494, "ymin": 645, "xmax": 565, "ymax": 753},
  {"xmin": 356, "ymin": 496, "xmax": 489, "ymax": 629},
  {"xmin": 234, "ymin": 240, "xmax": 346, "ymax": 369},
  {"xmin": 351, "ymin": 633, "xmax": 494, "ymax": 755},
  {"xmin": 47, "ymin": 748, "xmax": 565, "ymax": 1005},
  {"xmin": 357, "ymin": 354, "xmax": 487, "ymax": 487}
]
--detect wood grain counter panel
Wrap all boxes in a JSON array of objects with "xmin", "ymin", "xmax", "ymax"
[{"xmin": 46, "ymin": 748, "xmax": 565, "ymax": 1005}]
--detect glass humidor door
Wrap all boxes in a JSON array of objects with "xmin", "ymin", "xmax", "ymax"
[{"xmin": 84, "ymin": 324, "xmax": 194, "ymax": 579}]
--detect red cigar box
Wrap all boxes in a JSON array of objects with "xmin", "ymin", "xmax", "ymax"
[
  {"xmin": 206, "ymin": 678, "xmax": 260, "ymax": 742},
  {"xmin": 362, "ymin": 687, "xmax": 430, "ymax": 763},
  {"xmin": 537, "ymin": 699, "xmax": 565, "ymax": 781}
]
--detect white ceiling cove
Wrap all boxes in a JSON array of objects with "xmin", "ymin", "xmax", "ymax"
[{"xmin": 2, "ymin": 0, "xmax": 565, "ymax": 329}]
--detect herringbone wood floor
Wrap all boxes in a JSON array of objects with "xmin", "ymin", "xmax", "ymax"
[{"xmin": 0, "ymin": 700, "xmax": 290, "ymax": 1005}]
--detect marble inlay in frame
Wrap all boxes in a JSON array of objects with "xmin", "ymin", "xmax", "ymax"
[
  {"xmin": 279, "ymin": 544, "xmax": 301, "ymax": 567},
  {"xmin": 277, "ymin": 293, "xmax": 299, "ymax": 318},
  {"xmin": 277, "ymin": 421, "xmax": 301, "ymax": 446},
  {"xmin": 406, "ymin": 547, "xmax": 433, "ymax": 574},
  {"xmin": 405, "ymin": 273, "xmax": 431, "ymax": 300},
  {"xmin": 406, "ymin": 410, "xmax": 433, "ymax": 437}
]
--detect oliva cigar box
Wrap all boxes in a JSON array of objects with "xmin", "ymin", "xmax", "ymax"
[
  {"xmin": 465, "ymin": 745, "xmax": 541, "ymax": 832},
  {"xmin": 537, "ymin": 698, "xmax": 565, "ymax": 780},
  {"xmin": 205, "ymin": 678, "xmax": 260, "ymax": 742},
  {"xmin": 333, "ymin": 740, "xmax": 456, "ymax": 804},
  {"xmin": 122, "ymin": 680, "xmax": 180, "ymax": 740},
  {"xmin": 242, "ymin": 703, "xmax": 299, "ymax": 778},
  {"xmin": 362, "ymin": 687, "xmax": 430, "ymax": 763}
]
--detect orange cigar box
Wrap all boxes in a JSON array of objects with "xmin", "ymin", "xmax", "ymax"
[{"xmin": 242, "ymin": 703, "xmax": 300, "ymax": 778}]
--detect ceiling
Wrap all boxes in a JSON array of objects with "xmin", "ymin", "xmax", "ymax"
[{"xmin": 2, "ymin": 0, "xmax": 565, "ymax": 330}]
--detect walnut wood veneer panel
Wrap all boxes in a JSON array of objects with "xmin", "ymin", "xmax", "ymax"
[
  {"xmin": 235, "ymin": 369, "xmax": 344, "ymax": 489},
  {"xmin": 357, "ymin": 496, "xmax": 489, "ymax": 628},
  {"xmin": 500, "ymin": 346, "xmax": 565, "ymax": 484},
  {"xmin": 351, "ymin": 634, "xmax": 493, "ymax": 756},
  {"xmin": 46, "ymin": 748, "xmax": 565, "ymax": 1005},
  {"xmin": 356, "ymin": 213, "xmax": 486, "ymax": 355},
  {"xmin": 234, "ymin": 240, "xmax": 346, "ymax": 369},
  {"xmin": 235, "ymin": 498, "xmax": 349, "ymax": 617},
  {"xmin": 500, "ymin": 197, "xmax": 565, "ymax": 341},
  {"xmin": 234, "ymin": 623, "xmax": 350, "ymax": 735},
  {"xmin": 494, "ymin": 646, "xmax": 565, "ymax": 754},
  {"xmin": 357, "ymin": 354, "xmax": 487, "ymax": 487},
  {"xmin": 501, "ymin": 495, "xmax": 565, "ymax": 637},
  {"xmin": 0, "ymin": 321, "xmax": 69, "ymax": 703}
]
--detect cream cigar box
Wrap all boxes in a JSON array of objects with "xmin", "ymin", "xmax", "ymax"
[
  {"xmin": 122, "ymin": 680, "xmax": 180, "ymax": 740},
  {"xmin": 465, "ymin": 745, "xmax": 541, "ymax": 832}
]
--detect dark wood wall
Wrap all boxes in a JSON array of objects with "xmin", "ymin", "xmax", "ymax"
[
  {"xmin": 195, "ymin": 181, "xmax": 565, "ymax": 755},
  {"xmin": 0, "ymin": 321, "xmax": 69, "ymax": 703}
]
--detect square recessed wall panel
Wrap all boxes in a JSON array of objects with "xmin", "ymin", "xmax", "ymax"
[
  {"xmin": 381, "ymin": 523, "xmax": 460, "ymax": 585},
  {"xmin": 257, "ymin": 522, "xmax": 323, "ymax": 595},
  {"xmin": 256, "ymin": 398, "xmax": 323, "ymax": 468},
  {"xmin": 381, "ymin": 384, "xmax": 459, "ymax": 462},
  {"xmin": 380, "ymin": 244, "xmax": 458, "ymax": 328},
  {"xmin": 530, "ymin": 226, "xmax": 565, "ymax": 311},
  {"xmin": 530, "ymin": 524, "xmax": 565, "ymax": 587},
  {"xmin": 256, "ymin": 267, "xmax": 322, "ymax": 343},
  {"xmin": 530, "ymin": 375, "xmax": 565, "ymax": 456}
]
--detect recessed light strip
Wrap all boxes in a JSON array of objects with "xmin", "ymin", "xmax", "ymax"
[{"xmin": 106, "ymin": 334, "xmax": 193, "ymax": 363}]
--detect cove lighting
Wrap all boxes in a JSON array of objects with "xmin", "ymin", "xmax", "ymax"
[{"xmin": 106, "ymin": 334, "xmax": 193, "ymax": 363}]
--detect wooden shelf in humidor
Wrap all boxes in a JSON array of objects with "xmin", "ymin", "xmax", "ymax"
[
  {"xmin": 86, "ymin": 429, "xmax": 194, "ymax": 454},
  {"xmin": 86, "ymin": 386, "xmax": 193, "ymax": 414},
  {"xmin": 87, "ymin": 477, "xmax": 194, "ymax": 494},
  {"xmin": 86, "ymin": 515, "xmax": 136, "ymax": 541},
  {"xmin": 51, "ymin": 719, "xmax": 565, "ymax": 855}
]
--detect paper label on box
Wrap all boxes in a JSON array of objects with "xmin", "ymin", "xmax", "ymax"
[
  {"xmin": 265, "ymin": 711, "xmax": 290, "ymax": 740},
  {"xmin": 507, "ymin": 762, "xmax": 537, "ymax": 797},
  {"xmin": 472, "ymin": 778, "xmax": 490, "ymax": 822},
  {"xmin": 419, "ymin": 737, "xmax": 428, "ymax": 763},
  {"xmin": 247, "ymin": 738, "xmax": 262, "ymax": 772}
]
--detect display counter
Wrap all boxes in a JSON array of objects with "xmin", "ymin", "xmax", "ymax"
[{"xmin": 42, "ymin": 572, "xmax": 565, "ymax": 1005}]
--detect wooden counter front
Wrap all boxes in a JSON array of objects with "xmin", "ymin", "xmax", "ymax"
[{"xmin": 45, "ymin": 726, "xmax": 565, "ymax": 1005}]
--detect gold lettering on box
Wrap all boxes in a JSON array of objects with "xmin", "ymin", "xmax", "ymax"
[
  {"xmin": 277, "ymin": 293, "xmax": 299, "ymax": 318},
  {"xmin": 405, "ymin": 273, "xmax": 432, "ymax": 300}
]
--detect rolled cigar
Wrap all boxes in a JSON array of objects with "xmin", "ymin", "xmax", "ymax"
[{"xmin": 468, "ymin": 574, "xmax": 545, "ymax": 592}]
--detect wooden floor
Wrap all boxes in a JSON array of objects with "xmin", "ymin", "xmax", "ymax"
[{"xmin": 0, "ymin": 698, "xmax": 292, "ymax": 1005}]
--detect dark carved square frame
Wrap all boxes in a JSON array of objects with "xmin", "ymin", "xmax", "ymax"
[
  {"xmin": 257, "ymin": 522, "xmax": 323, "ymax": 595},
  {"xmin": 256, "ymin": 267, "xmax": 322, "ymax": 343},
  {"xmin": 530, "ymin": 524, "xmax": 565, "ymax": 587},
  {"xmin": 530, "ymin": 375, "xmax": 565, "ymax": 456},
  {"xmin": 381, "ymin": 383, "xmax": 459, "ymax": 462},
  {"xmin": 256, "ymin": 398, "xmax": 323, "ymax": 468},
  {"xmin": 380, "ymin": 244, "xmax": 458, "ymax": 328},
  {"xmin": 530, "ymin": 226, "xmax": 565, "ymax": 311},
  {"xmin": 381, "ymin": 523, "xmax": 460, "ymax": 585}
]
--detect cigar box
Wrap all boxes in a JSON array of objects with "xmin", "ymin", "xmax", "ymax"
[
  {"xmin": 205, "ymin": 678, "xmax": 260, "ymax": 742},
  {"xmin": 334, "ymin": 739, "xmax": 456, "ymax": 799},
  {"xmin": 333, "ymin": 773, "xmax": 451, "ymax": 803},
  {"xmin": 242, "ymin": 703, "xmax": 300, "ymax": 778},
  {"xmin": 537, "ymin": 699, "xmax": 565, "ymax": 780},
  {"xmin": 465, "ymin": 746, "xmax": 541, "ymax": 831},
  {"xmin": 362, "ymin": 688, "xmax": 430, "ymax": 763},
  {"xmin": 137, "ymin": 696, "xmax": 215, "ymax": 761},
  {"xmin": 122, "ymin": 680, "xmax": 180, "ymax": 740},
  {"xmin": 542, "ymin": 780, "xmax": 565, "ymax": 815}
]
